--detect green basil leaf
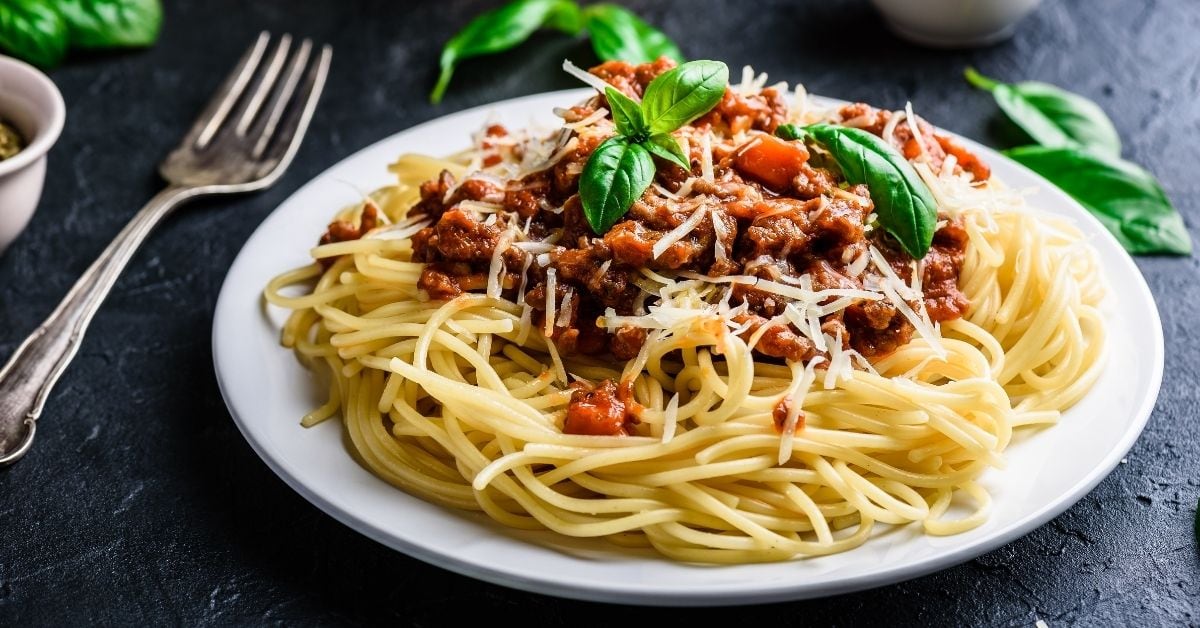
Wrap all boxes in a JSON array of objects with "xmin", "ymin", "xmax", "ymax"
[
  {"xmin": 643, "ymin": 132, "xmax": 690, "ymax": 171},
  {"xmin": 965, "ymin": 67, "xmax": 1121, "ymax": 158},
  {"xmin": 774, "ymin": 124, "xmax": 808, "ymax": 142},
  {"xmin": 801, "ymin": 123, "xmax": 938, "ymax": 259},
  {"xmin": 641, "ymin": 60, "xmax": 728, "ymax": 135},
  {"xmin": 580, "ymin": 136, "xmax": 654, "ymax": 234},
  {"xmin": 431, "ymin": 0, "xmax": 583, "ymax": 103},
  {"xmin": 583, "ymin": 3, "xmax": 682, "ymax": 64},
  {"xmin": 604, "ymin": 86, "xmax": 646, "ymax": 138},
  {"xmin": 56, "ymin": 0, "xmax": 162, "ymax": 49},
  {"xmin": 1005, "ymin": 146, "xmax": 1192, "ymax": 255},
  {"xmin": 0, "ymin": 0, "xmax": 68, "ymax": 68}
]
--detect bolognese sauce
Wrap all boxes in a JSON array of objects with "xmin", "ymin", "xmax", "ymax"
[{"xmin": 338, "ymin": 59, "xmax": 988, "ymax": 435}]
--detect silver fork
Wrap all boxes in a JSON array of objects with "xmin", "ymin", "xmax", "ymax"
[{"xmin": 0, "ymin": 33, "xmax": 332, "ymax": 466}]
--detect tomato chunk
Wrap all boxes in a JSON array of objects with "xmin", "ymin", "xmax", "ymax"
[
  {"xmin": 935, "ymin": 135, "xmax": 991, "ymax": 182},
  {"xmin": 733, "ymin": 134, "xmax": 809, "ymax": 191},
  {"xmin": 564, "ymin": 380, "xmax": 634, "ymax": 436}
]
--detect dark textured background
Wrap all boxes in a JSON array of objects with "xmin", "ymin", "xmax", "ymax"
[{"xmin": 1, "ymin": 0, "xmax": 1197, "ymax": 625}]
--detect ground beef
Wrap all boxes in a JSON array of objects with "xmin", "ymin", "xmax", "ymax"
[
  {"xmin": 838, "ymin": 102, "xmax": 991, "ymax": 183},
  {"xmin": 375, "ymin": 61, "xmax": 980, "ymax": 366},
  {"xmin": 432, "ymin": 209, "xmax": 503, "ymax": 263},
  {"xmin": 564, "ymin": 379, "xmax": 637, "ymax": 436},
  {"xmin": 922, "ymin": 216, "xmax": 971, "ymax": 321},
  {"xmin": 773, "ymin": 397, "xmax": 805, "ymax": 433},
  {"xmin": 320, "ymin": 202, "xmax": 378, "ymax": 245}
]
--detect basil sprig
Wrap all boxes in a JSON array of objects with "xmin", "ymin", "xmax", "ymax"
[
  {"xmin": 581, "ymin": 136, "xmax": 655, "ymax": 234},
  {"xmin": 0, "ymin": 0, "xmax": 161, "ymax": 68},
  {"xmin": 580, "ymin": 60, "xmax": 728, "ymax": 234},
  {"xmin": 1006, "ymin": 146, "xmax": 1191, "ymax": 255},
  {"xmin": 431, "ymin": 0, "xmax": 583, "ymax": 104},
  {"xmin": 967, "ymin": 67, "xmax": 1192, "ymax": 255},
  {"xmin": 583, "ymin": 3, "xmax": 682, "ymax": 65},
  {"xmin": 965, "ymin": 67, "xmax": 1120, "ymax": 157},
  {"xmin": 431, "ymin": 0, "xmax": 683, "ymax": 104},
  {"xmin": 56, "ymin": 0, "xmax": 162, "ymax": 49},
  {"xmin": 0, "ymin": 0, "xmax": 68, "ymax": 68},
  {"xmin": 777, "ymin": 123, "xmax": 938, "ymax": 259}
]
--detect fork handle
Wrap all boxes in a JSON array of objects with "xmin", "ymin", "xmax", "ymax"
[{"xmin": 0, "ymin": 185, "xmax": 199, "ymax": 466}]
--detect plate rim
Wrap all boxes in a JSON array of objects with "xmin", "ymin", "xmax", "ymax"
[{"xmin": 212, "ymin": 88, "xmax": 1164, "ymax": 606}]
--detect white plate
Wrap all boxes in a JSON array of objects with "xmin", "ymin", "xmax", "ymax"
[{"xmin": 212, "ymin": 89, "xmax": 1162, "ymax": 606}]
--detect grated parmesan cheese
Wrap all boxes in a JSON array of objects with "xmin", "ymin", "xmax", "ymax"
[
  {"xmin": 778, "ymin": 357, "xmax": 823, "ymax": 465},
  {"xmin": 562, "ymin": 59, "xmax": 613, "ymax": 93},
  {"xmin": 563, "ymin": 107, "xmax": 610, "ymax": 132},
  {"xmin": 556, "ymin": 287, "xmax": 575, "ymax": 327},
  {"xmin": 868, "ymin": 246, "xmax": 946, "ymax": 357},
  {"xmin": 881, "ymin": 109, "xmax": 905, "ymax": 146},
  {"xmin": 517, "ymin": 136, "xmax": 578, "ymax": 179},
  {"xmin": 367, "ymin": 219, "xmax": 429, "ymax": 241},
  {"xmin": 710, "ymin": 207, "xmax": 729, "ymax": 261},
  {"xmin": 486, "ymin": 227, "xmax": 514, "ymax": 298},
  {"xmin": 513, "ymin": 241, "xmax": 555, "ymax": 254},
  {"xmin": 905, "ymin": 102, "xmax": 932, "ymax": 164},
  {"xmin": 544, "ymin": 267, "xmax": 557, "ymax": 337},
  {"xmin": 651, "ymin": 204, "xmax": 709, "ymax": 260}
]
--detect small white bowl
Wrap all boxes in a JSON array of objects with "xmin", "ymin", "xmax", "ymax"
[
  {"xmin": 0, "ymin": 55, "xmax": 66, "ymax": 254},
  {"xmin": 871, "ymin": 0, "xmax": 1043, "ymax": 48}
]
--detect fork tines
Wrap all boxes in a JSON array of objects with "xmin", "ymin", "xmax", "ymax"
[{"xmin": 185, "ymin": 32, "xmax": 331, "ymax": 161}]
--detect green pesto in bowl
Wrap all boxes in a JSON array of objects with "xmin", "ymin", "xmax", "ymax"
[{"xmin": 0, "ymin": 120, "xmax": 24, "ymax": 161}]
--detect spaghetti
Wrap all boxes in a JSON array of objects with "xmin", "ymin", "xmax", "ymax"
[{"xmin": 264, "ymin": 61, "xmax": 1106, "ymax": 563}]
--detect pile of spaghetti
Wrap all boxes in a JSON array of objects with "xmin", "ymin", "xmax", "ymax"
[{"xmin": 265, "ymin": 59, "xmax": 1107, "ymax": 563}]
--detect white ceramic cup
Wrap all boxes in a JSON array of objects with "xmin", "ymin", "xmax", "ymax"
[
  {"xmin": 0, "ymin": 55, "xmax": 66, "ymax": 254},
  {"xmin": 871, "ymin": 0, "xmax": 1043, "ymax": 47}
]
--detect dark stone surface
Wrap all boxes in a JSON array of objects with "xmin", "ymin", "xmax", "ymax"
[{"xmin": 1, "ymin": 0, "xmax": 1197, "ymax": 624}]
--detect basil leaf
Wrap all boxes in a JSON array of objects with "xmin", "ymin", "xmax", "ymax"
[
  {"xmin": 965, "ymin": 67, "xmax": 1121, "ymax": 158},
  {"xmin": 1005, "ymin": 146, "xmax": 1192, "ymax": 255},
  {"xmin": 800, "ymin": 123, "xmax": 938, "ymax": 259},
  {"xmin": 583, "ymin": 3, "xmax": 682, "ymax": 64},
  {"xmin": 0, "ymin": 0, "xmax": 68, "ymax": 68},
  {"xmin": 56, "ymin": 0, "xmax": 162, "ymax": 49},
  {"xmin": 641, "ymin": 60, "xmax": 728, "ymax": 135},
  {"xmin": 604, "ymin": 86, "xmax": 646, "ymax": 139},
  {"xmin": 643, "ymin": 132, "xmax": 690, "ymax": 171},
  {"xmin": 775, "ymin": 123, "xmax": 808, "ymax": 142},
  {"xmin": 431, "ymin": 0, "xmax": 583, "ymax": 103},
  {"xmin": 580, "ymin": 136, "xmax": 654, "ymax": 234}
]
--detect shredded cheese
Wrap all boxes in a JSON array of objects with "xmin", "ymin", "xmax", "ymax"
[
  {"xmin": 544, "ymin": 267, "xmax": 557, "ymax": 337},
  {"xmin": 882, "ymin": 109, "xmax": 905, "ymax": 146},
  {"xmin": 367, "ymin": 219, "xmax": 429, "ymax": 241},
  {"xmin": 556, "ymin": 287, "xmax": 575, "ymax": 327},
  {"xmin": 563, "ymin": 107, "xmax": 610, "ymax": 132},
  {"xmin": 517, "ymin": 136, "xmax": 578, "ymax": 179},
  {"xmin": 710, "ymin": 207, "xmax": 729, "ymax": 261},
  {"xmin": 868, "ymin": 246, "xmax": 945, "ymax": 356},
  {"xmin": 778, "ymin": 357, "xmax": 823, "ymax": 465},
  {"xmin": 561, "ymin": 59, "xmax": 612, "ymax": 93},
  {"xmin": 513, "ymin": 241, "xmax": 555, "ymax": 254},
  {"xmin": 847, "ymin": 248, "xmax": 871, "ymax": 277},
  {"xmin": 486, "ymin": 227, "xmax": 514, "ymax": 299},
  {"xmin": 905, "ymin": 102, "xmax": 932, "ymax": 164},
  {"xmin": 651, "ymin": 204, "xmax": 709, "ymax": 260}
]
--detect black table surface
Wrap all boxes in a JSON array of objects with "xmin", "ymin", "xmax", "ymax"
[{"xmin": 2, "ymin": 0, "xmax": 1197, "ymax": 624}]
